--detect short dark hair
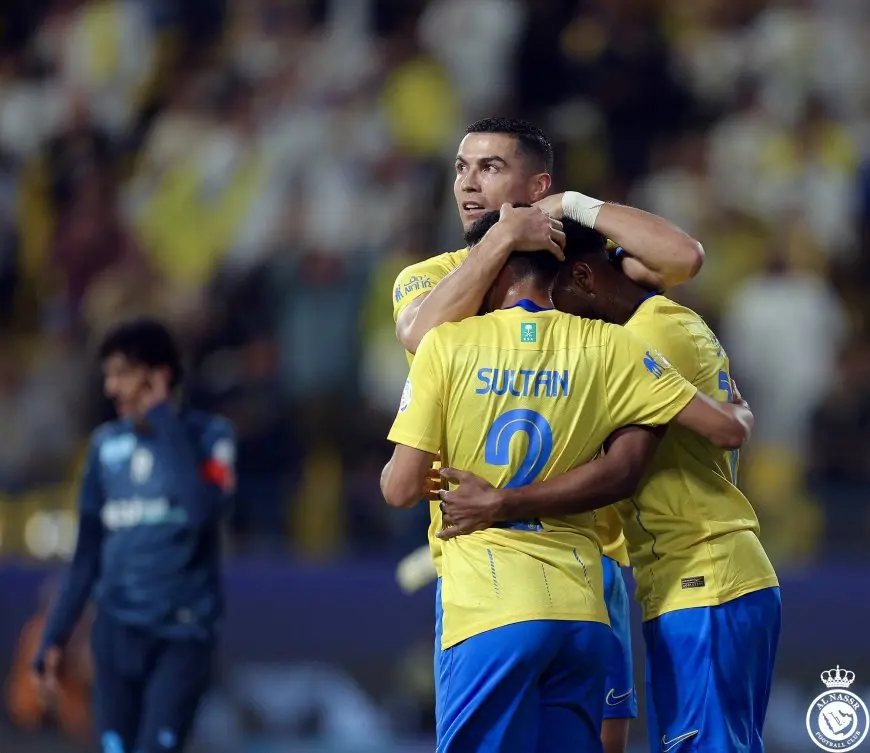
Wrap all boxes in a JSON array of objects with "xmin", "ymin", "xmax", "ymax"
[
  {"xmin": 465, "ymin": 205, "xmax": 560, "ymax": 285},
  {"xmin": 563, "ymin": 220, "xmax": 609, "ymax": 261},
  {"xmin": 98, "ymin": 317, "xmax": 184, "ymax": 387},
  {"xmin": 466, "ymin": 117, "xmax": 554, "ymax": 174}
]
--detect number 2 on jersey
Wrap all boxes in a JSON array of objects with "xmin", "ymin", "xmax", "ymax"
[
  {"xmin": 485, "ymin": 409, "xmax": 554, "ymax": 488},
  {"xmin": 718, "ymin": 370, "xmax": 740, "ymax": 485},
  {"xmin": 484, "ymin": 410, "xmax": 553, "ymax": 531}
]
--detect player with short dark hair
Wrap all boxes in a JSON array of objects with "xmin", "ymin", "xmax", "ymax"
[
  {"xmin": 392, "ymin": 117, "xmax": 705, "ymax": 753},
  {"xmin": 33, "ymin": 317, "xmax": 236, "ymax": 753},
  {"xmin": 466, "ymin": 117, "xmax": 555, "ymax": 173},
  {"xmin": 437, "ymin": 215, "xmax": 781, "ymax": 753},
  {"xmin": 382, "ymin": 209, "xmax": 750, "ymax": 753}
]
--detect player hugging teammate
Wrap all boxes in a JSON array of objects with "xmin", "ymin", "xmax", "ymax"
[{"xmin": 384, "ymin": 119, "xmax": 780, "ymax": 753}]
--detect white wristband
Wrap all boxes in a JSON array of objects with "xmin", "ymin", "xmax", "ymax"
[{"xmin": 562, "ymin": 191, "xmax": 604, "ymax": 229}]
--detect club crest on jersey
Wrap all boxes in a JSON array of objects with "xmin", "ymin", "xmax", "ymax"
[
  {"xmin": 520, "ymin": 322, "xmax": 537, "ymax": 343},
  {"xmin": 399, "ymin": 378, "xmax": 412, "ymax": 413},
  {"xmin": 130, "ymin": 447, "xmax": 154, "ymax": 484},
  {"xmin": 806, "ymin": 666, "xmax": 868, "ymax": 751}
]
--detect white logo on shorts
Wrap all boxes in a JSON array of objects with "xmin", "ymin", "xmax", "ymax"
[
  {"xmin": 661, "ymin": 730, "xmax": 698, "ymax": 752},
  {"xmin": 806, "ymin": 666, "xmax": 869, "ymax": 752},
  {"xmin": 605, "ymin": 688, "xmax": 633, "ymax": 706}
]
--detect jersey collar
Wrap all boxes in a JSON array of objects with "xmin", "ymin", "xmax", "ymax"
[
  {"xmin": 505, "ymin": 299, "xmax": 553, "ymax": 313},
  {"xmin": 629, "ymin": 291, "xmax": 659, "ymax": 319}
]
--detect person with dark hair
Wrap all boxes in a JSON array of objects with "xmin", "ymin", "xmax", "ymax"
[
  {"xmin": 381, "ymin": 207, "xmax": 750, "ymax": 753},
  {"xmin": 392, "ymin": 117, "xmax": 704, "ymax": 753},
  {"xmin": 436, "ymin": 214, "xmax": 781, "ymax": 753},
  {"xmin": 32, "ymin": 317, "xmax": 236, "ymax": 753}
]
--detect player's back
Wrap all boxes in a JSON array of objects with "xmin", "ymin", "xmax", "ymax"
[
  {"xmin": 432, "ymin": 302, "xmax": 632, "ymax": 647},
  {"xmin": 621, "ymin": 295, "xmax": 779, "ymax": 619},
  {"xmin": 90, "ymin": 410, "xmax": 231, "ymax": 638}
]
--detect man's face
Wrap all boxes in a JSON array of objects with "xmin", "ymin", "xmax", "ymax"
[
  {"xmin": 453, "ymin": 133, "xmax": 548, "ymax": 230},
  {"xmin": 102, "ymin": 353, "xmax": 150, "ymax": 418}
]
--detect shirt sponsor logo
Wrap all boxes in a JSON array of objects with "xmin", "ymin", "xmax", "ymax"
[
  {"xmin": 394, "ymin": 275, "xmax": 433, "ymax": 302},
  {"xmin": 101, "ymin": 497, "xmax": 185, "ymax": 530}
]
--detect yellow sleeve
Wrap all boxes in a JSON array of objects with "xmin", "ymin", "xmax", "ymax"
[
  {"xmin": 392, "ymin": 251, "xmax": 464, "ymax": 323},
  {"xmin": 627, "ymin": 312, "xmax": 700, "ymax": 384},
  {"xmin": 603, "ymin": 327, "xmax": 699, "ymax": 428},
  {"xmin": 387, "ymin": 329, "xmax": 446, "ymax": 453}
]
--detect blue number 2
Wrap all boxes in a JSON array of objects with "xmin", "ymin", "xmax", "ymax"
[
  {"xmin": 718, "ymin": 370, "xmax": 740, "ymax": 485},
  {"xmin": 484, "ymin": 410, "xmax": 553, "ymax": 532},
  {"xmin": 485, "ymin": 409, "xmax": 554, "ymax": 488}
]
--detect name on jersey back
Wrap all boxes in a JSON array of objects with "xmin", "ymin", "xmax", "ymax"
[{"xmin": 475, "ymin": 368, "xmax": 570, "ymax": 398}]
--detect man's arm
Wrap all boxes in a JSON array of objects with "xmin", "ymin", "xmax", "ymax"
[
  {"xmin": 437, "ymin": 425, "xmax": 663, "ymax": 538},
  {"xmin": 536, "ymin": 193, "xmax": 704, "ymax": 289},
  {"xmin": 384, "ymin": 330, "xmax": 445, "ymax": 504},
  {"xmin": 672, "ymin": 392, "xmax": 753, "ymax": 450},
  {"xmin": 604, "ymin": 330, "xmax": 752, "ymax": 450},
  {"xmin": 381, "ymin": 445, "xmax": 438, "ymax": 509},
  {"xmin": 35, "ymin": 443, "xmax": 104, "ymax": 666},
  {"xmin": 397, "ymin": 205, "xmax": 564, "ymax": 353},
  {"xmin": 144, "ymin": 405, "xmax": 236, "ymax": 528}
]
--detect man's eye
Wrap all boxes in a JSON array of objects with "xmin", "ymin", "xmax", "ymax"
[
  {"xmin": 484, "ymin": 164, "xmax": 499, "ymax": 174},
  {"xmin": 455, "ymin": 163, "xmax": 466, "ymax": 173}
]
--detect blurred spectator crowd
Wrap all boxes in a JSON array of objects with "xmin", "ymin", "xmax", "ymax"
[{"xmin": 0, "ymin": 0, "xmax": 868, "ymax": 564}]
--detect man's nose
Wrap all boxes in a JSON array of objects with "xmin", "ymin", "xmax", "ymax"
[{"xmin": 461, "ymin": 169, "xmax": 480, "ymax": 192}]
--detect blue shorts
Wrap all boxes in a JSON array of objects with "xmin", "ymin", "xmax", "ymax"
[
  {"xmin": 643, "ymin": 587, "xmax": 782, "ymax": 753},
  {"xmin": 602, "ymin": 555, "xmax": 638, "ymax": 720},
  {"xmin": 434, "ymin": 581, "xmax": 609, "ymax": 753}
]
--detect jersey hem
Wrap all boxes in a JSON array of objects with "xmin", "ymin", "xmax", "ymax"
[
  {"xmin": 441, "ymin": 611, "xmax": 610, "ymax": 650},
  {"xmin": 640, "ymin": 576, "xmax": 781, "ymax": 621}
]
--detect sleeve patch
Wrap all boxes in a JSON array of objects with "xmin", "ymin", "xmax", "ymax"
[{"xmin": 399, "ymin": 378, "xmax": 412, "ymax": 412}]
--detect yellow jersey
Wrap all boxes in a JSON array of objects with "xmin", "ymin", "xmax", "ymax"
[
  {"xmin": 620, "ymin": 294, "xmax": 780, "ymax": 621},
  {"xmin": 388, "ymin": 300, "xmax": 698, "ymax": 648},
  {"xmin": 392, "ymin": 249, "xmax": 469, "ymax": 577},
  {"xmin": 391, "ymin": 247, "xmax": 630, "ymax": 571}
]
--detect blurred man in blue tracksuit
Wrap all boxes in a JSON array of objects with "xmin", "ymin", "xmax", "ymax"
[{"xmin": 32, "ymin": 317, "xmax": 236, "ymax": 753}]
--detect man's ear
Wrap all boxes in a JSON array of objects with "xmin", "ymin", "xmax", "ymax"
[
  {"xmin": 528, "ymin": 172, "xmax": 551, "ymax": 203},
  {"xmin": 573, "ymin": 261, "xmax": 595, "ymax": 295}
]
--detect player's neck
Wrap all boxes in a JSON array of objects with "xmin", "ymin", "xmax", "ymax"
[
  {"xmin": 499, "ymin": 283, "xmax": 553, "ymax": 312},
  {"xmin": 612, "ymin": 280, "xmax": 655, "ymax": 325}
]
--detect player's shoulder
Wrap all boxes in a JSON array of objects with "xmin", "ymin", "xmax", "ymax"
[
  {"xmin": 395, "ymin": 247, "xmax": 467, "ymax": 281},
  {"xmin": 91, "ymin": 419, "xmax": 125, "ymax": 443},
  {"xmin": 562, "ymin": 314, "xmax": 619, "ymax": 347},
  {"xmin": 393, "ymin": 248, "xmax": 468, "ymax": 313},
  {"xmin": 183, "ymin": 410, "xmax": 235, "ymax": 443},
  {"xmin": 630, "ymin": 294, "xmax": 708, "ymax": 338}
]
